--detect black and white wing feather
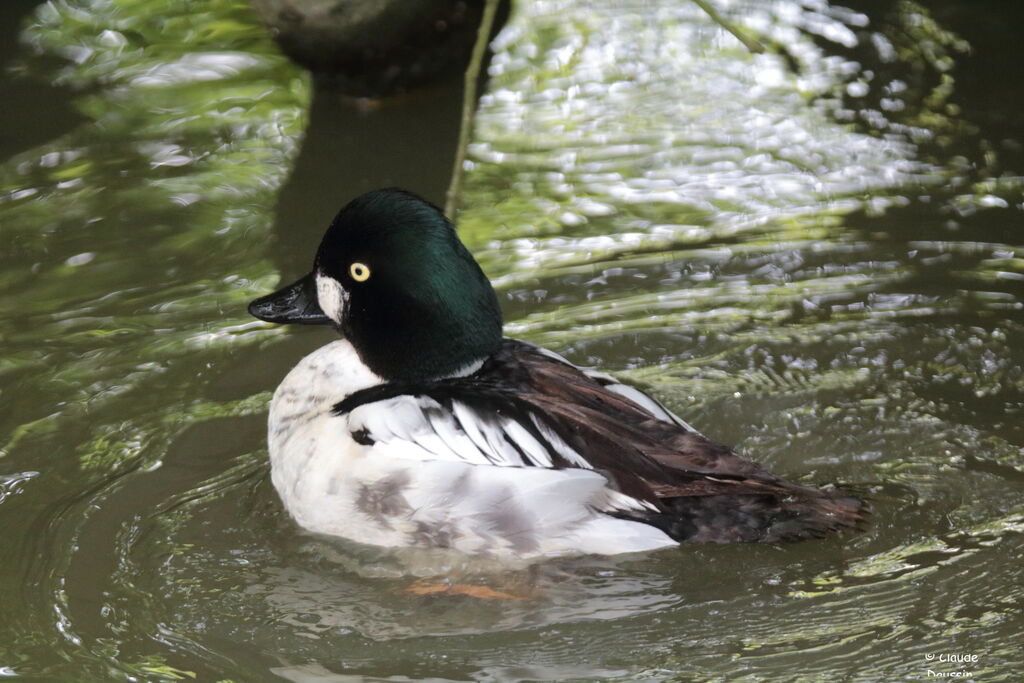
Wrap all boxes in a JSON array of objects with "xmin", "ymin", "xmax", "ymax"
[{"xmin": 334, "ymin": 339, "xmax": 866, "ymax": 542}]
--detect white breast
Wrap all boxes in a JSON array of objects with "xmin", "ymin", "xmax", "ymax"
[
  {"xmin": 268, "ymin": 340, "xmax": 388, "ymax": 543},
  {"xmin": 267, "ymin": 340, "xmax": 676, "ymax": 561}
]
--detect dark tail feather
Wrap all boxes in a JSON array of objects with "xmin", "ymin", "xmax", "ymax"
[{"xmin": 632, "ymin": 487, "xmax": 868, "ymax": 544}]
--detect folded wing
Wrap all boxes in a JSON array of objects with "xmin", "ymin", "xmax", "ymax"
[{"xmin": 335, "ymin": 339, "xmax": 866, "ymax": 542}]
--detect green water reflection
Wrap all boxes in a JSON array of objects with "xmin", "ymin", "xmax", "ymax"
[{"xmin": 0, "ymin": 0, "xmax": 1022, "ymax": 680}]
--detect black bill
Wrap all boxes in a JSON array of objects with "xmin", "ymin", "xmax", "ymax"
[{"xmin": 248, "ymin": 272, "xmax": 333, "ymax": 325}]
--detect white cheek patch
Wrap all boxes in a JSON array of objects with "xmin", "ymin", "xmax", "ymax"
[{"xmin": 315, "ymin": 274, "xmax": 349, "ymax": 325}]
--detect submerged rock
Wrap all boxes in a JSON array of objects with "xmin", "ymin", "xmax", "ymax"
[{"xmin": 250, "ymin": 0, "xmax": 483, "ymax": 95}]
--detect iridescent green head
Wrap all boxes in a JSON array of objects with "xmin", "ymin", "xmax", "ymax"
[{"xmin": 249, "ymin": 188, "xmax": 503, "ymax": 381}]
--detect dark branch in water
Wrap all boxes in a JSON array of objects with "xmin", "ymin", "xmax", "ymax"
[
  {"xmin": 690, "ymin": 0, "xmax": 765, "ymax": 55},
  {"xmin": 446, "ymin": 0, "xmax": 501, "ymax": 218}
]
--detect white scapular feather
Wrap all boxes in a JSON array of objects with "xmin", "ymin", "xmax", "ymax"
[
  {"xmin": 602, "ymin": 381, "xmax": 699, "ymax": 433},
  {"xmin": 530, "ymin": 414, "xmax": 592, "ymax": 468},
  {"xmin": 500, "ymin": 416, "xmax": 553, "ymax": 467}
]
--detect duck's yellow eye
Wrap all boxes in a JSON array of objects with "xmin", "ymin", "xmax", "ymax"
[{"xmin": 349, "ymin": 262, "xmax": 371, "ymax": 282}]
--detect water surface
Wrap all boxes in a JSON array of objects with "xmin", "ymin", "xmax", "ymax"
[{"xmin": 0, "ymin": 0, "xmax": 1021, "ymax": 680}]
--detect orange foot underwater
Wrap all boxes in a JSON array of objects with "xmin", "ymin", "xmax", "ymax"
[{"xmin": 402, "ymin": 578, "xmax": 533, "ymax": 601}]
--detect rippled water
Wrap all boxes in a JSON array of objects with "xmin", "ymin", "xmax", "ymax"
[{"xmin": 1, "ymin": 0, "xmax": 1022, "ymax": 680}]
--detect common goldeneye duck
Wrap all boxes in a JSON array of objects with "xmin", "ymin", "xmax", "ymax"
[{"xmin": 249, "ymin": 188, "xmax": 865, "ymax": 561}]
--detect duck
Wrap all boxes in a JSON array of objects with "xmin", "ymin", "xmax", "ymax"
[{"xmin": 248, "ymin": 188, "xmax": 865, "ymax": 562}]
